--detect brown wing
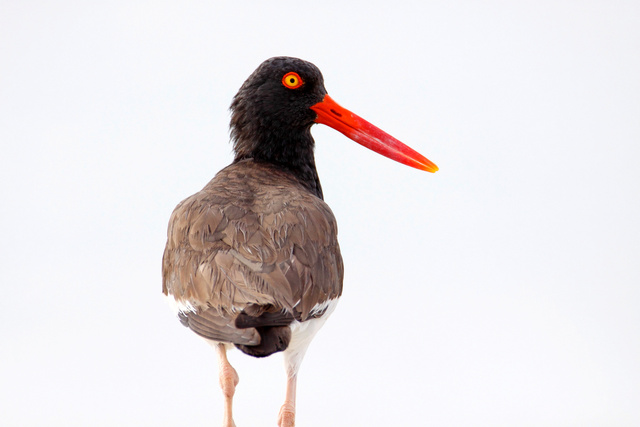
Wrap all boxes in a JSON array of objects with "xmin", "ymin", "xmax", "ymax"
[
  {"xmin": 162, "ymin": 161, "xmax": 343, "ymax": 334},
  {"xmin": 177, "ymin": 310, "xmax": 260, "ymax": 345}
]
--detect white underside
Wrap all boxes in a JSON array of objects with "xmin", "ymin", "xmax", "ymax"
[
  {"xmin": 283, "ymin": 298, "xmax": 339, "ymax": 377},
  {"xmin": 165, "ymin": 294, "xmax": 197, "ymax": 314}
]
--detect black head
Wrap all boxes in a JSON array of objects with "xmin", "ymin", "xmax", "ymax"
[
  {"xmin": 229, "ymin": 57, "xmax": 328, "ymax": 198},
  {"xmin": 227, "ymin": 57, "xmax": 438, "ymax": 198},
  {"xmin": 230, "ymin": 57, "xmax": 327, "ymax": 163}
]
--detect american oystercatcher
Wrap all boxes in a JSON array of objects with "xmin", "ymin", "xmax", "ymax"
[{"xmin": 162, "ymin": 56, "xmax": 437, "ymax": 427}]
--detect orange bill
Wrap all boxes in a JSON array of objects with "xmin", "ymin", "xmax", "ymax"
[{"xmin": 311, "ymin": 95, "xmax": 438, "ymax": 173}]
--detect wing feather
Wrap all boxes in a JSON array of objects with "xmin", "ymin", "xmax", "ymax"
[{"xmin": 162, "ymin": 161, "xmax": 343, "ymax": 330}]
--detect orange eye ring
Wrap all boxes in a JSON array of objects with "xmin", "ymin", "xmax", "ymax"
[{"xmin": 282, "ymin": 72, "xmax": 304, "ymax": 89}]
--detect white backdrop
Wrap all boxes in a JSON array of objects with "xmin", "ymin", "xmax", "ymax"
[{"xmin": 1, "ymin": 1, "xmax": 639, "ymax": 426}]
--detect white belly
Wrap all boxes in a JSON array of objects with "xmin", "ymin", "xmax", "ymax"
[{"xmin": 283, "ymin": 298, "xmax": 339, "ymax": 376}]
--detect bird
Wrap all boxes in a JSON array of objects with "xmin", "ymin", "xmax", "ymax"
[{"xmin": 162, "ymin": 56, "xmax": 438, "ymax": 427}]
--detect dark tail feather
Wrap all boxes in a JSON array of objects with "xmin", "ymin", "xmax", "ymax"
[
  {"xmin": 235, "ymin": 310, "xmax": 294, "ymax": 328},
  {"xmin": 233, "ymin": 305, "xmax": 295, "ymax": 357},
  {"xmin": 235, "ymin": 326, "xmax": 291, "ymax": 357}
]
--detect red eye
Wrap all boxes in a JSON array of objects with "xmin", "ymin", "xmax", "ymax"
[{"xmin": 282, "ymin": 72, "xmax": 304, "ymax": 89}]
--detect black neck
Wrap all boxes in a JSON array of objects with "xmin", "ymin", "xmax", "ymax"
[{"xmin": 233, "ymin": 128, "xmax": 324, "ymax": 200}]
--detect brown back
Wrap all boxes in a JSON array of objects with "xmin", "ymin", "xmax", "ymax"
[{"xmin": 162, "ymin": 160, "xmax": 343, "ymax": 322}]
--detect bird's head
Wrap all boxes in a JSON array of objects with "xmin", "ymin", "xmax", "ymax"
[
  {"xmin": 230, "ymin": 56, "xmax": 438, "ymax": 173},
  {"xmin": 230, "ymin": 57, "xmax": 326, "ymax": 149}
]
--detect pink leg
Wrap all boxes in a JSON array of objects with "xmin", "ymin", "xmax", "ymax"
[
  {"xmin": 278, "ymin": 374, "xmax": 297, "ymax": 427},
  {"xmin": 216, "ymin": 344, "xmax": 239, "ymax": 427}
]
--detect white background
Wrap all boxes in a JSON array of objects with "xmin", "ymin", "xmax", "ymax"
[{"xmin": 1, "ymin": 1, "xmax": 639, "ymax": 426}]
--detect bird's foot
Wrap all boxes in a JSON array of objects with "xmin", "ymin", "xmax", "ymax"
[{"xmin": 277, "ymin": 402, "xmax": 296, "ymax": 427}]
